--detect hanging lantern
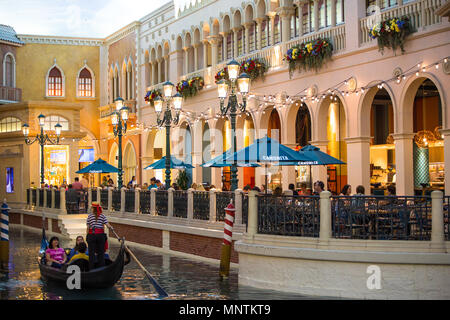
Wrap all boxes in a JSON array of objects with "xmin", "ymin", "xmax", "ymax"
[{"xmin": 434, "ymin": 126, "xmax": 443, "ymax": 140}]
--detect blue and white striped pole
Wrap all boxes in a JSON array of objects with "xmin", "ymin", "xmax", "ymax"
[{"xmin": 0, "ymin": 199, "xmax": 9, "ymax": 267}]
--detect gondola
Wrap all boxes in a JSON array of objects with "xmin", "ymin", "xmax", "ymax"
[{"xmin": 38, "ymin": 240, "xmax": 130, "ymax": 289}]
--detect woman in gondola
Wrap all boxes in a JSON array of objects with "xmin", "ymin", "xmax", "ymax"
[
  {"xmin": 45, "ymin": 236, "xmax": 67, "ymax": 269},
  {"xmin": 86, "ymin": 202, "xmax": 115, "ymax": 270}
]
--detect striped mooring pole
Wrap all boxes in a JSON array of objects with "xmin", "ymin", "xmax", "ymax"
[
  {"xmin": 0, "ymin": 199, "xmax": 10, "ymax": 268},
  {"xmin": 219, "ymin": 202, "xmax": 235, "ymax": 279}
]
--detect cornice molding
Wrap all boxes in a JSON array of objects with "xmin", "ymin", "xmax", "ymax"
[
  {"xmin": 17, "ymin": 35, "xmax": 103, "ymax": 46},
  {"xmin": 104, "ymin": 21, "xmax": 141, "ymax": 45}
]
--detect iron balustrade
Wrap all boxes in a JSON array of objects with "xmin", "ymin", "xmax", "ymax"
[
  {"xmin": 38, "ymin": 189, "xmax": 44, "ymax": 207},
  {"xmin": 242, "ymin": 193, "xmax": 248, "ymax": 230},
  {"xmin": 155, "ymin": 190, "xmax": 168, "ymax": 216},
  {"xmin": 112, "ymin": 190, "xmax": 121, "ymax": 212},
  {"xmin": 66, "ymin": 189, "xmax": 88, "ymax": 214},
  {"xmin": 27, "ymin": 189, "xmax": 30, "ymax": 205},
  {"xmin": 216, "ymin": 191, "xmax": 235, "ymax": 221},
  {"xmin": 46, "ymin": 189, "xmax": 52, "ymax": 208},
  {"xmin": 125, "ymin": 190, "xmax": 135, "ymax": 213},
  {"xmin": 91, "ymin": 189, "xmax": 97, "ymax": 203},
  {"xmin": 257, "ymin": 194, "xmax": 320, "ymax": 237},
  {"xmin": 444, "ymin": 196, "xmax": 449, "ymax": 241},
  {"xmin": 140, "ymin": 190, "xmax": 151, "ymax": 214},
  {"xmin": 32, "ymin": 189, "xmax": 36, "ymax": 206},
  {"xmin": 331, "ymin": 196, "xmax": 432, "ymax": 240},
  {"xmin": 54, "ymin": 190, "xmax": 60, "ymax": 209},
  {"xmin": 173, "ymin": 190, "xmax": 188, "ymax": 218},
  {"xmin": 193, "ymin": 191, "xmax": 210, "ymax": 220},
  {"xmin": 100, "ymin": 189, "xmax": 109, "ymax": 209}
]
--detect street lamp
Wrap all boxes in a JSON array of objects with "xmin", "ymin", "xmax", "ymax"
[
  {"xmin": 111, "ymin": 97, "xmax": 129, "ymax": 189},
  {"xmin": 155, "ymin": 81, "xmax": 182, "ymax": 189},
  {"xmin": 22, "ymin": 114, "xmax": 62, "ymax": 186},
  {"xmin": 217, "ymin": 59, "xmax": 250, "ymax": 191}
]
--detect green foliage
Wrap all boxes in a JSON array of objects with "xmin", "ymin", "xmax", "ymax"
[{"xmin": 176, "ymin": 170, "xmax": 190, "ymax": 190}]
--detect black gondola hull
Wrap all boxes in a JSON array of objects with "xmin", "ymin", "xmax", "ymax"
[{"xmin": 38, "ymin": 243, "xmax": 129, "ymax": 289}]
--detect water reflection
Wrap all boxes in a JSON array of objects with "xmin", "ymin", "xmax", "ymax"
[{"xmin": 0, "ymin": 227, "xmax": 327, "ymax": 300}]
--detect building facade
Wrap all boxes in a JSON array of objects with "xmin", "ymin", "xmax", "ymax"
[{"xmin": 1, "ymin": 0, "xmax": 449, "ymax": 205}]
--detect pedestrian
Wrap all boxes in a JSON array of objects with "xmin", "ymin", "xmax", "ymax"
[
  {"xmin": 339, "ymin": 184, "xmax": 352, "ymax": 196},
  {"xmin": 298, "ymin": 182, "xmax": 309, "ymax": 195},
  {"xmin": 148, "ymin": 177, "xmax": 157, "ymax": 189},
  {"xmin": 288, "ymin": 183, "xmax": 298, "ymax": 195},
  {"xmin": 129, "ymin": 176, "xmax": 137, "ymax": 187},
  {"xmin": 273, "ymin": 186, "xmax": 282, "ymax": 196},
  {"xmin": 86, "ymin": 203, "xmax": 115, "ymax": 270},
  {"xmin": 156, "ymin": 180, "xmax": 164, "ymax": 190},
  {"xmin": 72, "ymin": 177, "xmax": 83, "ymax": 190}
]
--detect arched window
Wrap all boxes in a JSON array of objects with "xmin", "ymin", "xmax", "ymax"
[
  {"xmin": 77, "ymin": 67, "xmax": 93, "ymax": 97},
  {"xmin": 47, "ymin": 67, "xmax": 63, "ymax": 97},
  {"xmin": 0, "ymin": 117, "xmax": 21, "ymax": 133},
  {"xmin": 3, "ymin": 53, "xmax": 15, "ymax": 87},
  {"xmin": 44, "ymin": 115, "xmax": 69, "ymax": 131}
]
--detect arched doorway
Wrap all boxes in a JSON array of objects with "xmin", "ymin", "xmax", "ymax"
[
  {"xmin": 412, "ymin": 79, "xmax": 443, "ymax": 194},
  {"xmin": 369, "ymin": 88, "xmax": 395, "ymax": 194},
  {"xmin": 202, "ymin": 122, "xmax": 212, "ymax": 184},
  {"xmin": 294, "ymin": 102, "xmax": 312, "ymax": 189},
  {"xmin": 108, "ymin": 143, "xmax": 118, "ymax": 185},
  {"xmin": 267, "ymin": 108, "xmax": 282, "ymax": 190},
  {"xmin": 123, "ymin": 142, "xmax": 137, "ymax": 186},
  {"xmin": 242, "ymin": 113, "xmax": 256, "ymax": 188}
]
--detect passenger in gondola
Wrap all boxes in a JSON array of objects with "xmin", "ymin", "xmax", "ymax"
[
  {"xmin": 45, "ymin": 236, "xmax": 67, "ymax": 269},
  {"xmin": 86, "ymin": 202, "xmax": 115, "ymax": 270},
  {"xmin": 67, "ymin": 236, "xmax": 88, "ymax": 261},
  {"xmin": 68, "ymin": 242, "xmax": 89, "ymax": 264}
]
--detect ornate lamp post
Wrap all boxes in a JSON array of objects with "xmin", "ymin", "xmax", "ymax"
[
  {"xmin": 22, "ymin": 114, "xmax": 62, "ymax": 186},
  {"xmin": 217, "ymin": 59, "xmax": 250, "ymax": 191},
  {"xmin": 154, "ymin": 81, "xmax": 183, "ymax": 189},
  {"xmin": 111, "ymin": 97, "xmax": 129, "ymax": 189}
]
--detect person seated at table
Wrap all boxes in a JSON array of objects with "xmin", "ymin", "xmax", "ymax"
[
  {"xmin": 312, "ymin": 181, "xmax": 324, "ymax": 195},
  {"xmin": 67, "ymin": 236, "xmax": 89, "ymax": 261},
  {"xmin": 45, "ymin": 237, "xmax": 67, "ymax": 269},
  {"xmin": 252, "ymin": 186, "xmax": 261, "ymax": 193},
  {"xmin": 68, "ymin": 242, "xmax": 89, "ymax": 264},
  {"xmin": 352, "ymin": 185, "xmax": 366, "ymax": 208},
  {"xmin": 243, "ymin": 185, "xmax": 251, "ymax": 193},
  {"xmin": 387, "ymin": 185, "xmax": 396, "ymax": 196},
  {"xmin": 288, "ymin": 183, "xmax": 298, "ymax": 195},
  {"xmin": 273, "ymin": 186, "xmax": 283, "ymax": 196},
  {"xmin": 298, "ymin": 183, "xmax": 310, "ymax": 195}
]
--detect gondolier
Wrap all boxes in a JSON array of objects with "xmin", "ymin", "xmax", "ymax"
[{"xmin": 87, "ymin": 202, "xmax": 114, "ymax": 270}]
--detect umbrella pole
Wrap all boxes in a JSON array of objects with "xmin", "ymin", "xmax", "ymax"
[
  {"xmin": 310, "ymin": 165, "xmax": 312, "ymax": 192},
  {"xmin": 265, "ymin": 164, "xmax": 268, "ymax": 194}
]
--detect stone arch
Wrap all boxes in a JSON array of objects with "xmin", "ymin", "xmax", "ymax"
[
  {"xmin": 315, "ymin": 92, "xmax": 349, "ymax": 141},
  {"xmin": 222, "ymin": 14, "xmax": 231, "ymax": 33},
  {"xmin": 233, "ymin": 8, "xmax": 243, "ymax": 29},
  {"xmin": 285, "ymin": 100, "xmax": 313, "ymax": 146},
  {"xmin": 123, "ymin": 141, "xmax": 137, "ymax": 185},
  {"xmin": 358, "ymin": 81, "xmax": 398, "ymax": 137},
  {"xmin": 184, "ymin": 32, "xmax": 192, "ymax": 48},
  {"xmin": 244, "ymin": 3, "xmax": 255, "ymax": 23},
  {"xmin": 256, "ymin": 0, "xmax": 267, "ymax": 18}
]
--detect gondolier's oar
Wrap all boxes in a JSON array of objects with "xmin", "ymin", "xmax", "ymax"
[{"xmin": 110, "ymin": 228, "xmax": 168, "ymax": 298}]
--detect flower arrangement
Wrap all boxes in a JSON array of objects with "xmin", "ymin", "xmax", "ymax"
[
  {"xmin": 369, "ymin": 16, "xmax": 413, "ymax": 54},
  {"xmin": 214, "ymin": 67, "xmax": 229, "ymax": 84},
  {"xmin": 144, "ymin": 89, "xmax": 162, "ymax": 106},
  {"xmin": 240, "ymin": 58, "xmax": 268, "ymax": 81},
  {"xmin": 176, "ymin": 76, "xmax": 205, "ymax": 99},
  {"xmin": 285, "ymin": 38, "xmax": 333, "ymax": 77}
]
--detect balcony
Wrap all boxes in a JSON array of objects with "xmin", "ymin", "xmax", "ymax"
[
  {"xmin": 99, "ymin": 99, "xmax": 136, "ymax": 119},
  {"xmin": 360, "ymin": 0, "xmax": 446, "ymax": 45},
  {"xmin": 0, "ymin": 86, "xmax": 21, "ymax": 103}
]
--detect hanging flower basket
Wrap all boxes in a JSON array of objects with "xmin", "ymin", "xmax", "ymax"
[
  {"xmin": 240, "ymin": 58, "xmax": 268, "ymax": 82},
  {"xmin": 284, "ymin": 38, "xmax": 333, "ymax": 78},
  {"xmin": 144, "ymin": 89, "xmax": 162, "ymax": 106},
  {"xmin": 369, "ymin": 16, "xmax": 413, "ymax": 55},
  {"xmin": 215, "ymin": 66, "xmax": 229, "ymax": 84},
  {"xmin": 176, "ymin": 76, "xmax": 205, "ymax": 99}
]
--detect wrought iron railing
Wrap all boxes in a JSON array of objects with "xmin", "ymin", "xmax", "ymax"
[
  {"xmin": 38, "ymin": 189, "xmax": 44, "ymax": 207},
  {"xmin": 66, "ymin": 189, "xmax": 88, "ymax": 214},
  {"xmin": 46, "ymin": 189, "xmax": 52, "ymax": 208},
  {"xmin": 26, "ymin": 189, "xmax": 30, "ymax": 205},
  {"xmin": 242, "ymin": 193, "xmax": 248, "ymax": 229},
  {"xmin": 100, "ymin": 189, "xmax": 108, "ymax": 209},
  {"xmin": 444, "ymin": 196, "xmax": 449, "ymax": 241},
  {"xmin": 54, "ymin": 190, "xmax": 60, "ymax": 209},
  {"xmin": 193, "ymin": 191, "xmax": 210, "ymax": 220},
  {"xmin": 216, "ymin": 191, "xmax": 234, "ymax": 221},
  {"xmin": 91, "ymin": 189, "xmax": 97, "ymax": 203},
  {"xmin": 125, "ymin": 190, "xmax": 135, "ymax": 213},
  {"xmin": 112, "ymin": 190, "xmax": 121, "ymax": 212},
  {"xmin": 155, "ymin": 190, "xmax": 168, "ymax": 216},
  {"xmin": 140, "ymin": 190, "xmax": 151, "ymax": 214},
  {"xmin": 173, "ymin": 190, "xmax": 188, "ymax": 218},
  {"xmin": 331, "ymin": 196, "xmax": 432, "ymax": 240},
  {"xmin": 257, "ymin": 194, "xmax": 320, "ymax": 237}
]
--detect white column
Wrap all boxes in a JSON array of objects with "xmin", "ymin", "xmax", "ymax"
[
  {"xmin": 210, "ymin": 38, "xmax": 219, "ymax": 67},
  {"xmin": 202, "ymin": 40, "xmax": 209, "ymax": 68},
  {"xmin": 247, "ymin": 190, "xmax": 258, "ymax": 237},
  {"xmin": 269, "ymin": 14, "xmax": 275, "ymax": 46},
  {"xmin": 135, "ymin": 188, "xmax": 140, "ymax": 214},
  {"xmin": 183, "ymin": 47, "xmax": 189, "ymax": 75},
  {"xmin": 107, "ymin": 187, "xmax": 113, "ymax": 213},
  {"xmin": 232, "ymin": 28, "xmax": 239, "ymax": 57},
  {"xmin": 120, "ymin": 187, "xmax": 126, "ymax": 213},
  {"xmin": 234, "ymin": 189, "xmax": 243, "ymax": 225},
  {"xmin": 150, "ymin": 188, "xmax": 156, "ymax": 215},
  {"xmin": 221, "ymin": 32, "xmax": 228, "ymax": 60},
  {"xmin": 187, "ymin": 188, "xmax": 194, "ymax": 220},
  {"xmin": 393, "ymin": 133, "xmax": 415, "ymax": 196},
  {"xmin": 331, "ymin": 0, "xmax": 337, "ymax": 27},
  {"xmin": 442, "ymin": 129, "xmax": 450, "ymax": 196},
  {"xmin": 168, "ymin": 187, "xmax": 174, "ymax": 217},
  {"xmin": 313, "ymin": 0, "xmax": 319, "ymax": 32},
  {"xmin": 255, "ymin": 18, "xmax": 263, "ymax": 50},
  {"xmin": 431, "ymin": 191, "xmax": 445, "ymax": 251},
  {"xmin": 157, "ymin": 58, "xmax": 162, "ymax": 83},
  {"xmin": 152, "ymin": 62, "xmax": 157, "ymax": 85},
  {"xmin": 319, "ymin": 191, "xmax": 331, "ymax": 245},
  {"xmin": 209, "ymin": 189, "xmax": 216, "ymax": 222},
  {"xmin": 60, "ymin": 189, "xmax": 66, "ymax": 214},
  {"xmin": 164, "ymin": 55, "xmax": 169, "ymax": 83},
  {"xmin": 279, "ymin": 8, "xmax": 293, "ymax": 42},
  {"xmin": 193, "ymin": 44, "xmax": 199, "ymax": 71},
  {"xmin": 297, "ymin": 3, "xmax": 304, "ymax": 36},
  {"xmin": 244, "ymin": 23, "xmax": 251, "ymax": 53},
  {"xmin": 344, "ymin": 137, "xmax": 371, "ymax": 195}
]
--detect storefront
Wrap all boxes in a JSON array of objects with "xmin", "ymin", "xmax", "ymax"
[{"xmin": 43, "ymin": 145, "xmax": 69, "ymax": 186}]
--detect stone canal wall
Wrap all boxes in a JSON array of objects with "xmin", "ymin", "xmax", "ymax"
[{"xmin": 8, "ymin": 209, "xmax": 242, "ymax": 266}]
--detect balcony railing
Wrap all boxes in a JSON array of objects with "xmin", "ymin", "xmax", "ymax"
[
  {"xmin": 99, "ymin": 100, "xmax": 136, "ymax": 119},
  {"xmin": 360, "ymin": 0, "xmax": 445, "ymax": 45},
  {"xmin": 0, "ymin": 86, "xmax": 21, "ymax": 103}
]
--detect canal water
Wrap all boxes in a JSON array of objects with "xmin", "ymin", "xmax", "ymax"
[{"xmin": 0, "ymin": 227, "xmax": 325, "ymax": 300}]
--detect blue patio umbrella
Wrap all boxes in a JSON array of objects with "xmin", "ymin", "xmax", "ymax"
[
  {"xmin": 221, "ymin": 136, "xmax": 313, "ymax": 192},
  {"xmin": 144, "ymin": 156, "xmax": 194, "ymax": 170},
  {"xmin": 76, "ymin": 158, "xmax": 119, "ymax": 173},
  {"xmin": 201, "ymin": 149, "xmax": 261, "ymax": 168}
]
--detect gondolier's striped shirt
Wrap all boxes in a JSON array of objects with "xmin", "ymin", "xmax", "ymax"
[{"xmin": 87, "ymin": 213, "xmax": 108, "ymax": 230}]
